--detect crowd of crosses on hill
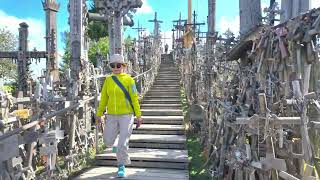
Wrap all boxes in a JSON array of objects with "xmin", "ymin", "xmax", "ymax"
[{"xmin": 174, "ymin": 0, "xmax": 320, "ymax": 179}]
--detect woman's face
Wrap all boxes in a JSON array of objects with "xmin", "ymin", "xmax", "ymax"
[{"xmin": 110, "ymin": 63, "xmax": 125, "ymax": 74}]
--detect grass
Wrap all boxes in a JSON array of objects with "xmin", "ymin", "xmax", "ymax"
[
  {"xmin": 180, "ymin": 85, "xmax": 211, "ymax": 179},
  {"xmin": 187, "ymin": 135, "xmax": 212, "ymax": 180}
]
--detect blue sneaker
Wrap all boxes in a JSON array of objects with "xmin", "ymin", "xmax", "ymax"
[{"xmin": 117, "ymin": 165, "xmax": 125, "ymax": 178}]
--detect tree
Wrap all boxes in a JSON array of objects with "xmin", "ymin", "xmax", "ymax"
[
  {"xmin": 88, "ymin": 36, "xmax": 109, "ymax": 66},
  {"xmin": 87, "ymin": 0, "xmax": 109, "ymax": 41},
  {"xmin": 60, "ymin": 31, "xmax": 109, "ymax": 69},
  {"xmin": 0, "ymin": 28, "xmax": 17, "ymax": 81},
  {"xmin": 60, "ymin": 31, "xmax": 71, "ymax": 71},
  {"xmin": 124, "ymin": 35, "xmax": 134, "ymax": 51}
]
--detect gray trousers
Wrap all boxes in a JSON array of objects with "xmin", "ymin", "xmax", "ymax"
[{"xmin": 103, "ymin": 114, "xmax": 134, "ymax": 165}]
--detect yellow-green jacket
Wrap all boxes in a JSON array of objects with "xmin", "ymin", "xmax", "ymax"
[{"xmin": 96, "ymin": 73, "xmax": 141, "ymax": 117}]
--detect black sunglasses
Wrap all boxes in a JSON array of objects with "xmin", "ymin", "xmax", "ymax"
[{"xmin": 110, "ymin": 63, "xmax": 122, "ymax": 68}]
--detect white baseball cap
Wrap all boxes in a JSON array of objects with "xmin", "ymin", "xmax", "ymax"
[{"xmin": 109, "ymin": 54, "xmax": 125, "ymax": 64}]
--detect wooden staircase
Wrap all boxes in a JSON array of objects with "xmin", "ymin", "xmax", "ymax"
[{"xmin": 75, "ymin": 54, "xmax": 189, "ymax": 179}]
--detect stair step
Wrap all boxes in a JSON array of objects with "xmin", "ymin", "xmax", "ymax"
[
  {"xmin": 76, "ymin": 167, "xmax": 189, "ymax": 180},
  {"xmin": 133, "ymin": 124, "xmax": 185, "ymax": 135},
  {"xmin": 150, "ymin": 86, "xmax": 180, "ymax": 88},
  {"xmin": 157, "ymin": 76, "xmax": 181, "ymax": 78},
  {"xmin": 141, "ymin": 104, "xmax": 182, "ymax": 109},
  {"xmin": 133, "ymin": 124, "xmax": 184, "ymax": 130},
  {"xmin": 139, "ymin": 116, "xmax": 184, "ymax": 124},
  {"xmin": 96, "ymin": 148, "xmax": 188, "ymax": 169},
  {"xmin": 148, "ymin": 89, "xmax": 180, "ymax": 93},
  {"xmin": 157, "ymin": 76, "xmax": 180, "ymax": 78},
  {"xmin": 156, "ymin": 79, "xmax": 180, "ymax": 81},
  {"xmin": 154, "ymin": 80, "xmax": 180, "ymax": 82},
  {"xmin": 97, "ymin": 148, "xmax": 188, "ymax": 162},
  {"xmin": 159, "ymin": 68, "xmax": 178, "ymax": 70},
  {"xmin": 148, "ymin": 89, "xmax": 180, "ymax": 91},
  {"xmin": 153, "ymin": 84, "xmax": 179, "ymax": 86},
  {"xmin": 144, "ymin": 96, "xmax": 180, "ymax": 98},
  {"xmin": 152, "ymin": 85, "xmax": 180, "ymax": 88},
  {"xmin": 158, "ymin": 72, "xmax": 179, "ymax": 74},
  {"xmin": 133, "ymin": 130, "xmax": 184, "ymax": 135},
  {"xmin": 158, "ymin": 73, "xmax": 180, "ymax": 75},
  {"xmin": 159, "ymin": 68, "xmax": 177, "ymax": 70},
  {"xmin": 96, "ymin": 159, "xmax": 188, "ymax": 170},
  {"xmin": 129, "ymin": 134, "xmax": 186, "ymax": 143},
  {"xmin": 142, "ymin": 99, "xmax": 181, "ymax": 104},
  {"xmin": 154, "ymin": 82, "xmax": 179, "ymax": 85},
  {"xmin": 129, "ymin": 142, "xmax": 186, "ymax": 149},
  {"xmin": 148, "ymin": 90, "xmax": 180, "ymax": 94},
  {"xmin": 147, "ymin": 91, "xmax": 180, "ymax": 94},
  {"xmin": 141, "ymin": 109, "xmax": 183, "ymax": 116},
  {"xmin": 158, "ymin": 72, "xmax": 179, "ymax": 73}
]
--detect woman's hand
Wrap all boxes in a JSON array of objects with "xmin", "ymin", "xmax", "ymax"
[
  {"xmin": 96, "ymin": 116, "xmax": 102, "ymax": 125},
  {"xmin": 136, "ymin": 117, "xmax": 143, "ymax": 128}
]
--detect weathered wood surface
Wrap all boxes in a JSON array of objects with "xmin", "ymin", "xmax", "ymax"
[
  {"xmin": 74, "ymin": 167, "xmax": 189, "ymax": 179},
  {"xmin": 239, "ymin": 0, "xmax": 261, "ymax": 35},
  {"xmin": 96, "ymin": 148, "xmax": 188, "ymax": 162},
  {"xmin": 141, "ymin": 109, "xmax": 183, "ymax": 116},
  {"xmin": 129, "ymin": 134, "xmax": 186, "ymax": 143},
  {"xmin": 133, "ymin": 124, "xmax": 185, "ymax": 131},
  {"xmin": 140, "ymin": 104, "xmax": 182, "ymax": 109}
]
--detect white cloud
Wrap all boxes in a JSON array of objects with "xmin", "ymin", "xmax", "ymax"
[
  {"xmin": 136, "ymin": 0, "xmax": 153, "ymax": 14},
  {"xmin": 218, "ymin": 16, "xmax": 240, "ymax": 36},
  {"xmin": 0, "ymin": 10, "xmax": 46, "ymax": 51},
  {"xmin": 0, "ymin": 10, "xmax": 46, "ymax": 78},
  {"xmin": 311, "ymin": 0, "xmax": 320, "ymax": 8}
]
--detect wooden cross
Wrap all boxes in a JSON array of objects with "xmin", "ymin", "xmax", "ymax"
[
  {"xmin": 0, "ymin": 23, "xmax": 47, "ymax": 96},
  {"xmin": 132, "ymin": 21, "xmax": 146, "ymax": 42},
  {"xmin": 149, "ymin": 12, "xmax": 163, "ymax": 39}
]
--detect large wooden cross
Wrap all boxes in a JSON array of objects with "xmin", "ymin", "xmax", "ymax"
[
  {"xmin": 0, "ymin": 0, "xmax": 60, "ymax": 96},
  {"xmin": 0, "ymin": 23, "xmax": 47, "ymax": 96}
]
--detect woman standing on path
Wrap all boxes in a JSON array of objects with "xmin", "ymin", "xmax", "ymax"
[{"xmin": 96, "ymin": 54, "xmax": 143, "ymax": 178}]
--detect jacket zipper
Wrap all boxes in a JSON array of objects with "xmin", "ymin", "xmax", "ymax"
[{"xmin": 114, "ymin": 80, "xmax": 117, "ymax": 113}]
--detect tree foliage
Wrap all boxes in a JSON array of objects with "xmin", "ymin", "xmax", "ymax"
[
  {"xmin": 87, "ymin": 0, "xmax": 109, "ymax": 41},
  {"xmin": 60, "ymin": 31, "xmax": 71, "ymax": 71},
  {"xmin": 88, "ymin": 36, "xmax": 109, "ymax": 66},
  {"xmin": 0, "ymin": 28, "xmax": 17, "ymax": 80},
  {"xmin": 60, "ymin": 31, "xmax": 109, "ymax": 69}
]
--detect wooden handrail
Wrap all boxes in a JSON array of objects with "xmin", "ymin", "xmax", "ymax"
[{"xmin": 0, "ymin": 97, "xmax": 95, "ymax": 141}]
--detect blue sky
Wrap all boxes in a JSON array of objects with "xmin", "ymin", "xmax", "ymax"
[{"xmin": 0, "ymin": 0, "xmax": 319, "ymax": 77}]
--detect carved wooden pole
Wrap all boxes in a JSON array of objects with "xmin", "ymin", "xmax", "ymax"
[
  {"xmin": 68, "ymin": 0, "xmax": 88, "ymax": 150},
  {"xmin": 114, "ymin": 13, "xmax": 123, "ymax": 55},
  {"xmin": 239, "ymin": 0, "xmax": 262, "ymax": 36},
  {"xmin": 42, "ymin": 0, "xmax": 60, "ymax": 83},
  {"xmin": 207, "ymin": 0, "xmax": 216, "ymax": 47},
  {"xmin": 17, "ymin": 23, "xmax": 30, "ymax": 95},
  {"xmin": 108, "ymin": 21, "xmax": 115, "ymax": 55},
  {"xmin": 281, "ymin": 0, "xmax": 310, "ymax": 23}
]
